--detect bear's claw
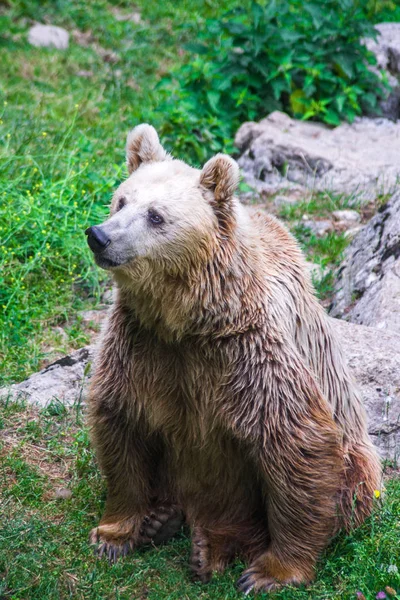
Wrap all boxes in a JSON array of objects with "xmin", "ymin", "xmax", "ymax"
[
  {"xmin": 94, "ymin": 539, "xmax": 135, "ymax": 563},
  {"xmin": 237, "ymin": 572, "xmax": 255, "ymax": 594},
  {"xmin": 90, "ymin": 505, "xmax": 184, "ymax": 564},
  {"xmin": 237, "ymin": 568, "xmax": 281, "ymax": 594}
]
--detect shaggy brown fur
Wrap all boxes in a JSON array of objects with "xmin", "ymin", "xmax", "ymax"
[{"xmin": 87, "ymin": 125, "xmax": 381, "ymax": 594}]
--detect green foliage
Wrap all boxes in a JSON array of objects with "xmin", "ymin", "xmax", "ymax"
[
  {"xmin": 159, "ymin": 0, "xmax": 389, "ymax": 163},
  {"xmin": 366, "ymin": 0, "xmax": 400, "ymax": 21}
]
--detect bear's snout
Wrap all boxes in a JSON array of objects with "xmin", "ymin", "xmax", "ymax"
[{"xmin": 85, "ymin": 226, "xmax": 111, "ymax": 254}]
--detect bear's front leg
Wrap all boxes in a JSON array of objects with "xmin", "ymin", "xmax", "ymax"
[
  {"xmin": 222, "ymin": 346, "xmax": 342, "ymax": 594},
  {"xmin": 88, "ymin": 399, "xmax": 165, "ymax": 561}
]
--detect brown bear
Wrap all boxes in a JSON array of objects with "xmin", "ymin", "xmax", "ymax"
[{"xmin": 85, "ymin": 124, "xmax": 381, "ymax": 594}]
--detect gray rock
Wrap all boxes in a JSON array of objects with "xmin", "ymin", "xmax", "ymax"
[
  {"xmin": 54, "ymin": 488, "xmax": 72, "ymax": 500},
  {"xmin": 332, "ymin": 209, "xmax": 361, "ymax": 224},
  {"xmin": 344, "ymin": 225, "xmax": 364, "ymax": 239},
  {"xmin": 78, "ymin": 308, "xmax": 108, "ymax": 328},
  {"xmin": 28, "ymin": 24, "xmax": 69, "ymax": 50},
  {"xmin": 364, "ymin": 22, "xmax": 400, "ymax": 120},
  {"xmin": 334, "ymin": 319, "xmax": 400, "ymax": 462},
  {"xmin": 0, "ymin": 346, "xmax": 93, "ymax": 407},
  {"xmin": 301, "ymin": 218, "xmax": 333, "ymax": 237},
  {"xmin": 235, "ymin": 111, "xmax": 400, "ymax": 201},
  {"xmin": 331, "ymin": 191, "xmax": 400, "ymax": 332},
  {"xmin": 380, "ymin": 86, "xmax": 400, "ymax": 122},
  {"xmin": 101, "ymin": 287, "xmax": 115, "ymax": 304},
  {"xmin": 365, "ymin": 23, "xmax": 400, "ymax": 76}
]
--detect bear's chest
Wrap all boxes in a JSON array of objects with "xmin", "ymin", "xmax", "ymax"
[{"xmin": 131, "ymin": 334, "xmax": 226, "ymax": 443}]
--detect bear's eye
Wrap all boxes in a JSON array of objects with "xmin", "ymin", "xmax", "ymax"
[
  {"xmin": 116, "ymin": 196, "xmax": 127, "ymax": 211},
  {"xmin": 147, "ymin": 209, "xmax": 164, "ymax": 226}
]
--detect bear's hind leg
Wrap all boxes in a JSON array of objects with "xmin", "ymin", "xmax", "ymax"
[
  {"xmin": 237, "ymin": 549, "xmax": 314, "ymax": 594},
  {"xmin": 339, "ymin": 440, "xmax": 382, "ymax": 531}
]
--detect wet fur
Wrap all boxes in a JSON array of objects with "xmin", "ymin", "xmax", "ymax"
[{"xmin": 88, "ymin": 126, "xmax": 381, "ymax": 592}]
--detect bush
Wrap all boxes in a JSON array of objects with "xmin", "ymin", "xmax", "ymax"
[{"xmin": 158, "ymin": 0, "xmax": 389, "ymax": 164}]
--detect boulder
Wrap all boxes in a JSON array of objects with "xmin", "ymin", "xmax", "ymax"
[
  {"xmin": 365, "ymin": 22, "xmax": 400, "ymax": 121},
  {"xmin": 28, "ymin": 24, "xmax": 69, "ymax": 50},
  {"xmin": 235, "ymin": 111, "xmax": 400, "ymax": 201},
  {"xmin": 332, "ymin": 209, "xmax": 361, "ymax": 224},
  {"xmin": 301, "ymin": 218, "xmax": 333, "ymax": 237},
  {"xmin": 330, "ymin": 191, "xmax": 400, "ymax": 332},
  {"xmin": 1, "ymin": 321, "xmax": 398, "ymax": 461},
  {"xmin": 333, "ymin": 319, "xmax": 400, "ymax": 462},
  {"xmin": 0, "ymin": 346, "xmax": 93, "ymax": 407},
  {"xmin": 367, "ymin": 23, "xmax": 400, "ymax": 75}
]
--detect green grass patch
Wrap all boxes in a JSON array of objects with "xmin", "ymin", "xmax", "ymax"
[
  {"xmin": 275, "ymin": 192, "xmax": 356, "ymax": 301},
  {"xmin": 277, "ymin": 191, "xmax": 361, "ymax": 222},
  {"xmin": 0, "ymin": 398, "xmax": 399, "ymax": 600}
]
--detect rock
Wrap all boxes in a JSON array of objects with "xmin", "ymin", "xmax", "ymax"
[
  {"xmin": 331, "ymin": 191, "xmax": 400, "ymax": 332},
  {"xmin": 365, "ymin": 23, "xmax": 400, "ymax": 76},
  {"xmin": 380, "ymin": 86, "xmax": 400, "ymax": 122},
  {"xmin": 101, "ymin": 287, "xmax": 115, "ymax": 304},
  {"xmin": 332, "ymin": 209, "xmax": 361, "ymax": 224},
  {"xmin": 28, "ymin": 24, "xmax": 69, "ymax": 50},
  {"xmin": 235, "ymin": 111, "xmax": 400, "ymax": 201},
  {"xmin": 364, "ymin": 22, "xmax": 400, "ymax": 120},
  {"xmin": 52, "ymin": 326, "xmax": 68, "ymax": 341},
  {"xmin": 78, "ymin": 308, "xmax": 108, "ymax": 328},
  {"xmin": 344, "ymin": 225, "xmax": 364, "ymax": 239},
  {"xmin": 301, "ymin": 218, "xmax": 333, "ymax": 237},
  {"xmin": 54, "ymin": 487, "xmax": 72, "ymax": 500},
  {"xmin": 0, "ymin": 346, "xmax": 93, "ymax": 407},
  {"xmin": 333, "ymin": 319, "xmax": 400, "ymax": 462}
]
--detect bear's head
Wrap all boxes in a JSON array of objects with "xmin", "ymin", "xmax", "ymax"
[{"xmin": 85, "ymin": 124, "xmax": 240, "ymax": 279}]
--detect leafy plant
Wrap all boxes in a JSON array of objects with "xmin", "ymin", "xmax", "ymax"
[
  {"xmin": 159, "ymin": 0, "xmax": 389, "ymax": 163},
  {"xmin": 366, "ymin": 0, "xmax": 400, "ymax": 21}
]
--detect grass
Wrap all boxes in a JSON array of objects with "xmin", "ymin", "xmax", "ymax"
[
  {"xmin": 273, "ymin": 190, "xmax": 361, "ymax": 302},
  {"xmin": 0, "ymin": 396, "xmax": 399, "ymax": 600}
]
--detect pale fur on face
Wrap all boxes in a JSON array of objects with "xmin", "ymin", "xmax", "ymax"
[{"xmin": 90, "ymin": 124, "xmax": 240, "ymax": 276}]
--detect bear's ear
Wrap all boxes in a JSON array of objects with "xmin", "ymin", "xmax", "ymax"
[
  {"xmin": 199, "ymin": 154, "xmax": 239, "ymax": 202},
  {"xmin": 126, "ymin": 124, "xmax": 170, "ymax": 174}
]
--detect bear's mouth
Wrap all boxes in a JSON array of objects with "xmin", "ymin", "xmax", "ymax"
[
  {"xmin": 94, "ymin": 255, "xmax": 123, "ymax": 269},
  {"xmin": 94, "ymin": 253, "xmax": 137, "ymax": 270}
]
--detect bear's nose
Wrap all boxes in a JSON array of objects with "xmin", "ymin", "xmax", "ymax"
[{"xmin": 85, "ymin": 226, "xmax": 111, "ymax": 253}]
